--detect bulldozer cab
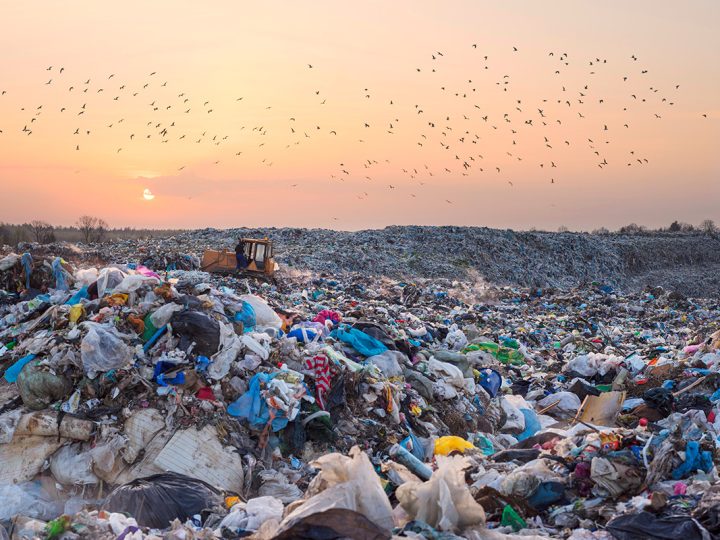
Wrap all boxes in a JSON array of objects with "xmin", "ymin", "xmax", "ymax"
[
  {"xmin": 240, "ymin": 238, "xmax": 273, "ymax": 273},
  {"xmin": 201, "ymin": 237, "xmax": 278, "ymax": 280}
]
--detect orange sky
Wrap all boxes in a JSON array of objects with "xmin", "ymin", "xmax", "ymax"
[{"xmin": 1, "ymin": 1, "xmax": 718, "ymax": 231}]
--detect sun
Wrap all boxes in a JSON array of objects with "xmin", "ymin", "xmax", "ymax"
[{"xmin": 143, "ymin": 188, "xmax": 155, "ymax": 201}]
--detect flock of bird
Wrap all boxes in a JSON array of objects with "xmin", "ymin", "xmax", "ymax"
[{"xmin": 0, "ymin": 45, "xmax": 708, "ymax": 205}]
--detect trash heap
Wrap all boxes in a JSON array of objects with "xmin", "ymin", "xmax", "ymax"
[{"xmin": 1, "ymin": 250, "xmax": 720, "ymax": 539}]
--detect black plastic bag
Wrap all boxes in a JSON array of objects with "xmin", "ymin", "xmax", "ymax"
[
  {"xmin": 606, "ymin": 511, "xmax": 710, "ymax": 540},
  {"xmin": 103, "ymin": 472, "xmax": 224, "ymax": 529},
  {"xmin": 643, "ymin": 387, "xmax": 674, "ymax": 417},
  {"xmin": 171, "ymin": 310, "xmax": 220, "ymax": 356}
]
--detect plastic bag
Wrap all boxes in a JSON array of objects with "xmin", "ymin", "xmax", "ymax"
[
  {"xmin": 74, "ymin": 267, "xmax": 99, "ymax": 286},
  {"xmin": 218, "ymin": 496, "xmax": 284, "ymax": 532},
  {"xmin": 499, "ymin": 397, "xmax": 526, "ymax": 434},
  {"xmin": 102, "ymin": 472, "xmax": 224, "ymax": 529},
  {"xmin": 366, "ymin": 350, "xmax": 405, "ymax": 378},
  {"xmin": 3, "ymin": 353, "xmax": 36, "ymax": 383},
  {"xmin": 96, "ymin": 267, "xmax": 127, "ymax": 298},
  {"xmin": 606, "ymin": 511, "xmax": 711, "ymax": 540},
  {"xmin": 81, "ymin": 323, "xmax": 133, "ymax": 376},
  {"xmin": 0, "ymin": 409, "xmax": 22, "ymax": 443},
  {"xmin": 444, "ymin": 324, "xmax": 468, "ymax": 351},
  {"xmin": 279, "ymin": 446, "xmax": 394, "ymax": 532},
  {"xmin": 241, "ymin": 334, "xmax": 270, "ymax": 361},
  {"xmin": 396, "ymin": 454, "xmax": 485, "ymax": 532},
  {"xmin": 537, "ymin": 392, "xmax": 582, "ymax": 415},
  {"xmin": 0, "ymin": 483, "xmax": 62, "ymax": 521},
  {"xmin": 239, "ymin": 294, "xmax": 282, "ymax": 329},
  {"xmin": 52, "ymin": 257, "xmax": 69, "ymax": 291},
  {"xmin": 208, "ymin": 334, "xmax": 242, "ymax": 380},
  {"xmin": 17, "ymin": 361, "xmax": 72, "ymax": 410},
  {"xmin": 21, "ymin": 252, "xmax": 32, "ymax": 289},
  {"xmin": 257, "ymin": 470, "xmax": 303, "ymax": 503},
  {"xmin": 228, "ymin": 373, "xmax": 290, "ymax": 432},
  {"xmin": 517, "ymin": 408, "xmax": 541, "ymax": 441},
  {"xmin": 49, "ymin": 443, "xmax": 99, "ymax": 485},
  {"xmin": 114, "ymin": 274, "xmax": 159, "ymax": 294},
  {"xmin": 234, "ymin": 301, "xmax": 257, "ymax": 332},
  {"xmin": 672, "ymin": 441, "xmax": 713, "ymax": 480},
  {"xmin": 434, "ymin": 436, "xmax": 475, "ymax": 456},
  {"xmin": 331, "ymin": 325, "xmax": 388, "ymax": 357},
  {"xmin": 171, "ymin": 310, "xmax": 220, "ymax": 356},
  {"xmin": 275, "ymin": 508, "xmax": 390, "ymax": 540},
  {"xmin": 478, "ymin": 368, "xmax": 502, "ymax": 398},
  {"xmin": 149, "ymin": 302, "xmax": 184, "ymax": 328}
]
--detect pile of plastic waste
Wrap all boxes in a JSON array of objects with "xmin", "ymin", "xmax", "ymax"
[{"xmin": 1, "ymin": 248, "xmax": 720, "ymax": 539}]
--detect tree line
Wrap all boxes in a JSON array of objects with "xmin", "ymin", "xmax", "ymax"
[{"xmin": 0, "ymin": 217, "xmax": 184, "ymax": 246}]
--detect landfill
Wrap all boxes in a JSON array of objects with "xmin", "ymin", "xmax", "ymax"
[{"xmin": 1, "ymin": 240, "xmax": 720, "ymax": 540}]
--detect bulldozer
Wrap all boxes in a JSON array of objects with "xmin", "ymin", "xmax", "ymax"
[{"xmin": 201, "ymin": 237, "xmax": 278, "ymax": 281}]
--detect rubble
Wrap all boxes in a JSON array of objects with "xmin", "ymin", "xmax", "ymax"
[{"xmin": 0, "ymin": 237, "xmax": 719, "ymax": 539}]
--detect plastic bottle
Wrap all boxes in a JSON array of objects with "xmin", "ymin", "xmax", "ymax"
[{"xmin": 389, "ymin": 443, "xmax": 433, "ymax": 480}]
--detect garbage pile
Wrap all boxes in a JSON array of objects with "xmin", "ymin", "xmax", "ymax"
[
  {"xmin": 1, "ymin": 249, "xmax": 720, "ymax": 539},
  {"xmin": 87, "ymin": 226, "xmax": 720, "ymax": 297}
]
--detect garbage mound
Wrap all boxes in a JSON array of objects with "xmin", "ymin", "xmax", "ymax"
[
  {"xmin": 1, "ymin": 249, "xmax": 720, "ymax": 539},
  {"xmin": 74, "ymin": 226, "xmax": 720, "ymax": 297}
]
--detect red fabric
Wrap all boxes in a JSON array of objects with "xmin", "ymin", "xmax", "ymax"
[
  {"xmin": 313, "ymin": 310, "xmax": 341, "ymax": 325},
  {"xmin": 196, "ymin": 387, "xmax": 216, "ymax": 400},
  {"xmin": 304, "ymin": 354, "xmax": 331, "ymax": 409}
]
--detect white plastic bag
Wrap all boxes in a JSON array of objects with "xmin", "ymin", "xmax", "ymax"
[
  {"xmin": 96, "ymin": 267, "xmax": 127, "ymax": 297},
  {"xmin": 538, "ymin": 392, "xmax": 581, "ymax": 415},
  {"xmin": 396, "ymin": 455, "xmax": 485, "ymax": 532},
  {"xmin": 218, "ymin": 496, "xmax": 284, "ymax": 532},
  {"xmin": 74, "ymin": 267, "xmax": 99, "ymax": 286},
  {"xmin": 49, "ymin": 443, "xmax": 99, "ymax": 485},
  {"xmin": 208, "ymin": 334, "xmax": 242, "ymax": 380},
  {"xmin": 0, "ymin": 483, "xmax": 61, "ymax": 521},
  {"xmin": 499, "ymin": 397, "xmax": 526, "ymax": 434},
  {"xmin": 241, "ymin": 334, "xmax": 270, "ymax": 361},
  {"xmin": 366, "ymin": 351, "xmax": 405, "ymax": 378},
  {"xmin": 81, "ymin": 323, "xmax": 133, "ymax": 376},
  {"xmin": 279, "ymin": 446, "xmax": 394, "ymax": 531},
  {"xmin": 444, "ymin": 324, "xmax": 468, "ymax": 351},
  {"xmin": 149, "ymin": 303, "xmax": 184, "ymax": 328},
  {"xmin": 240, "ymin": 294, "xmax": 282, "ymax": 329}
]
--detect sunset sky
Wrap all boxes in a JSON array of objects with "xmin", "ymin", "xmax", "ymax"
[{"xmin": 0, "ymin": 1, "xmax": 718, "ymax": 231}]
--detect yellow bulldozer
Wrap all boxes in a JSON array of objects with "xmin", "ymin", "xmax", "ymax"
[{"xmin": 201, "ymin": 237, "xmax": 278, "ymax": 281}]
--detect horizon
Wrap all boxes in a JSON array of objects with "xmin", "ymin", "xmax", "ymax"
[{"xmin": 1, "ymin": 1, "xmax": 718, "ymax": 231}]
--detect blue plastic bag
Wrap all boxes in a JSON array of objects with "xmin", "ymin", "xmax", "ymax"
[
  {"xmin": 400, "ymin": 431, "xmax": 426, "ymax": 461},
  {"xmin": 672, "ymin": 441, "xmax": 713, "ymax": 479},
  {"xmin": 65, "ymin": 285, "xmax": 89, "ymax": 305},
  {"xmin": 517, "ymin": 408, "xmax": 541, "ymax": 441},
  {"xmin": 479, "ymin": 368, "xmax": 502, "ymax": 398},
  {"xmin": 227, "ymin": 373, "xmax": 289, "ymax": 432},
  {"xmin": 3, "ymin": 354, "xmax": 36, "ymax": 383},
  {"xmin": 528, "ymin": 481, "xmax": 565, "ymax": 509},
  {"xmin": 21, "ymin": 252, "xmax": 32, "ymax": 289},
  {"xmin": 287, "ymin": 327, "xmax": 319, "ymax": 343},
  {"xmin": 330, "ymin": 324, "xmax": 387, "ymax": 357},
  {"xmin": 234, "ymin": 301, "xmax": 256, "ymax": 332},
  {"xmin": 52, "ymin": 257, "xmax": 68, "ymax": 291}
]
